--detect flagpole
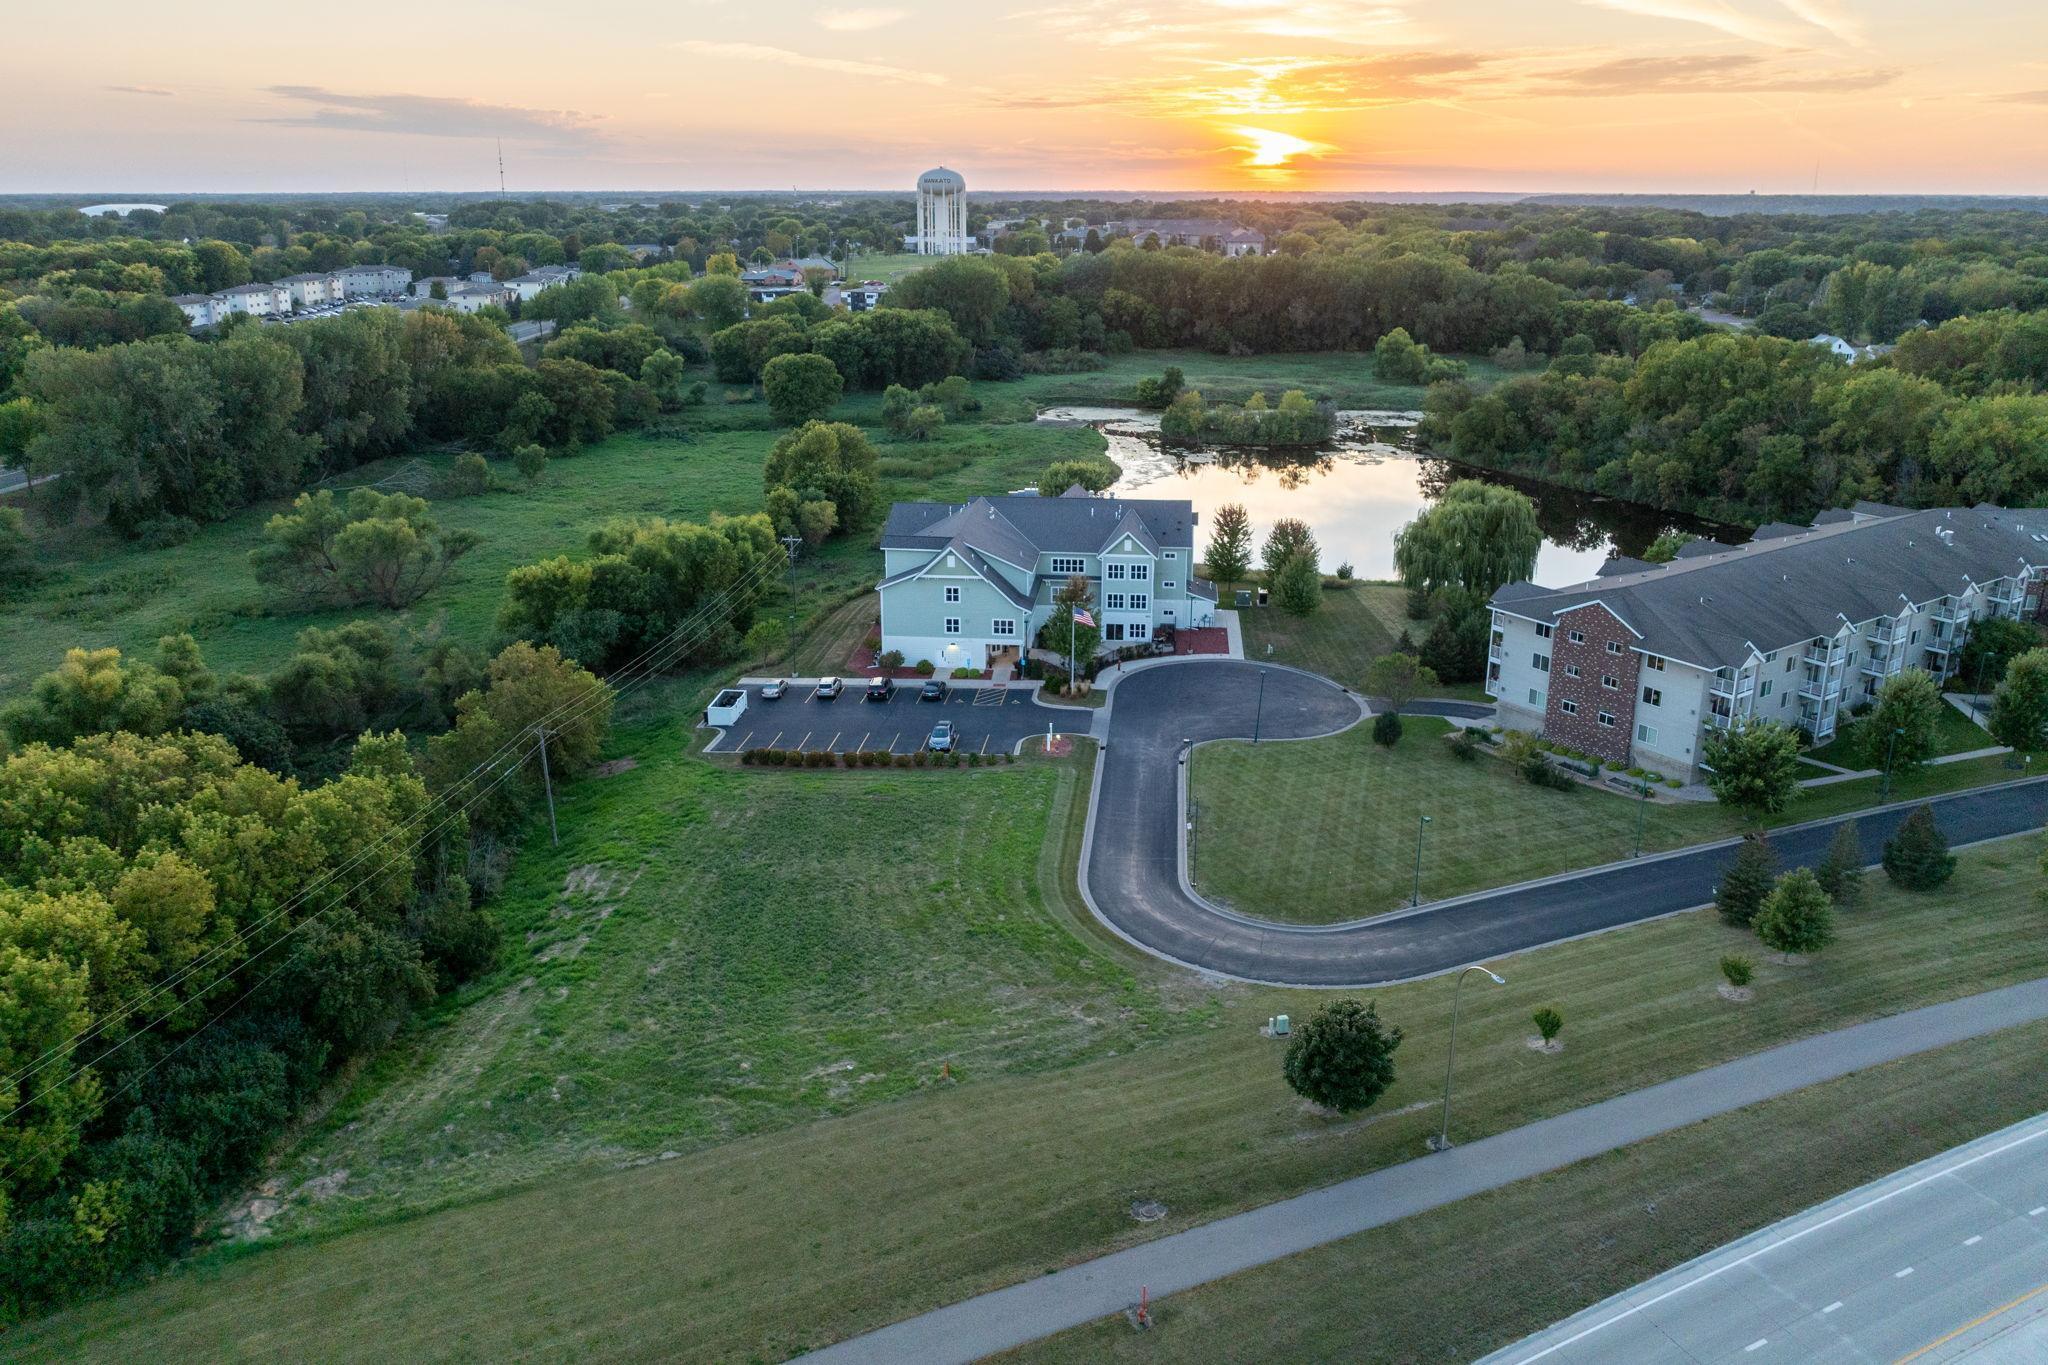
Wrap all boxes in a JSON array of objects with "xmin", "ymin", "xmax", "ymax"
[{"xmin": 1070, "ymin": 607, "xmax": 1077, "ymax": 694}]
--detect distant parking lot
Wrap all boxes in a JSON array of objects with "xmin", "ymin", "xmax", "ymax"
[{"xmin": 705, "ymin": 681, "xmax": 1082, "ymax": 757}]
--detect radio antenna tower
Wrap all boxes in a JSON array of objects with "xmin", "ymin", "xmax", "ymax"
[{"xmin": 498, "ymin": 139, "xmax": 507, "ymax": 198}]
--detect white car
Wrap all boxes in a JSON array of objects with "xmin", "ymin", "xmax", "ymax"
[
  {"xmin": 760, "ymin": 679, "xmax": 788, "ymax": 701},
  {"xmin": 814, "ymin": 676, "xmax": 844, "ymax": 700}
]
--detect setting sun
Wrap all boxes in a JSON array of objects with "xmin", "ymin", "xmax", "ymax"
[{"xmin": 1231, "ymin": 125, "xmax": 1321, "ymax": 168}]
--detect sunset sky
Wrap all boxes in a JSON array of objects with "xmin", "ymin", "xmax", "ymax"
[{"xmin": 6, "ymin": 0, "xmax": 2047, "ymax": 194}]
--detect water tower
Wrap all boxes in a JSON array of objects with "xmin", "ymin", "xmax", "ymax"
[{"xmin": 915, "ymin": 167, "xmax": 970, "ymax": 256}]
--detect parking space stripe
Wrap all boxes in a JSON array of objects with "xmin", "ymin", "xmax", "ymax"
[
  {"xmin": 889, "ymin": 731, "xmax": 900, "ymax": 753},
  {"xmin": 827, "ymin": 732, "xmax": 840, "ymax": 751},
  {"xmin": 767, "ymin": 731, "xmax": 783, "ymax": 749},
  {"xmin": 736, "ymin": 730, "xmax": 754, "ymax": 750},
  {"xmin": 856, "ymin": 732, "xmax": 869, "ymax": 752},
  {"xmin": 979, "ymin": 734, "xmax": 990, "ymax": 755},
  {"xmin": 796, "ymin": 732, "xmax": 812, "ymax": 750}
]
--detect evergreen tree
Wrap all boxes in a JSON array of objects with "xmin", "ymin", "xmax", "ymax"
[
  {"xmin": 1813, "ymin": 820, "xmax": 1866, "ymax": 910},
  {"xmin": 1754, "ymin": 868, "xmax": 1837, "ymax": 957},
  {"xmin": 1882, "ymin": 804, "xmax": 1955, "ymax": 890},
  {"xmin": 1372, "ymin": 711, "xmax": 1403, "ymax": 747},
  {"xmin": 1282, "ymin": 998, "xmax": 1404, "ymax": 1113},
  {"xmin": 1273, "ymin": 548, "xmax": 1323, "ymax": 618},
  {"xmin": 1716, "ymin": 831, "xmax": 1778, "ymax": 927}
]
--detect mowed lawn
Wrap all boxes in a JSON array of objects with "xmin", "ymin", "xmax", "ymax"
[
  {"xmin": 221, "ymin": 734, "xmax": 1205, "ymax": 1240},
  {"xmin": 1805, "ymin": 696, "xmax": 1998, "ymax": 767},
  {"xmin": 1233, "ymin": 580, "xmax": 1409, "ymax": 691},
  {"xmin": 1018, "ymin": 1017, "xmax": 2048, "ymax": 1364},
  {"xmin": 1193, "ymin": 716, "xmax": 2025, "ymax": 922},
  {"xmin": 20, "ymin": 835, "xmax": 2048, "ymax": 1362}
]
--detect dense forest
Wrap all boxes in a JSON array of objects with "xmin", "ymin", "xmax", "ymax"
[{"xmin": 5, "ymin": 190, "xmax": 2048, "ymax": 1316}]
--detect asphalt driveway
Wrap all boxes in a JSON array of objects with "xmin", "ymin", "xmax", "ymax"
[
  {"xmin": 1085, "ymin": 660, "xmax": 2048, "ymax": 987},
  {"xmin": 704, "ymin": 680, "xmax": 1086, "ymax": 757}
]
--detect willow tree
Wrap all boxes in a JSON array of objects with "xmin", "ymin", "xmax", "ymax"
[{"xmin": 1392, "ymin": 480, "xmax": 1541, "ymax": 597}]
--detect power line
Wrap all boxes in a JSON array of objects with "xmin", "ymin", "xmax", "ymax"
[{"xmin": 0, "ymin": 555, "xmax": 788, "ymax": 1119}]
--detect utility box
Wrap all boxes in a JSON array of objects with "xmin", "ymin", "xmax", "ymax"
[
  {"xmin": 1256, "ymin": 587, "xmax": 1270, "ymax": 609},
  {"xmin": 1235, "ymin": 588, "xmax": 1253, "ymax": 608},
  {"xmin": 705, "ymin": 688, "xmax": 748, "ymax": 727},
  {"xmin": 1269, "ymin": 1014, "xmax": 1290, "ymax": 1036}
]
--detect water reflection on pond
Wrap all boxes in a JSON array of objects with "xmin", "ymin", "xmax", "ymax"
[{"xmin": 1036, "ymin": 406, "xmax": 1741, "ymax": 585}]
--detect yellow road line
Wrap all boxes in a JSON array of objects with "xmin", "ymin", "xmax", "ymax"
[{"xmin": 1895, "ymin": 1279, "xmax": 2048, "ymax": 1363}]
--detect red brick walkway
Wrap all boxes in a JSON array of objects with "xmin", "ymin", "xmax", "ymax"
[{"xmin": 1172, "ymin": 626, "xmax": 1230, "ymax": 656}]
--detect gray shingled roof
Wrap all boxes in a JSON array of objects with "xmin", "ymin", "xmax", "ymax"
[
  {"xmin": 881, "ymin": 494, "xmax": 1196, "ymax": 561},
  {"xmin": 1491, "ymin": 505, "xmax": 2048, "ymax": 667}
]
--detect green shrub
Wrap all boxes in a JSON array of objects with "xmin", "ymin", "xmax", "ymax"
[
  {"xmin": 915, "ymin": 659, "xmax": 935, "ymax": 677},
  {"xmin": 1372, "ymin": 712, "xmax": 1403, "ymax": 747},
  {"xmin": 1720, "ymin": 954, "xmax": 1755, "ymax": 989},
  {"xmin": 878, "ymin": 649, "xmax": 905, "ymax": 670}
]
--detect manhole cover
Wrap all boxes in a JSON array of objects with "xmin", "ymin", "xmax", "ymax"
[{"xmin": 1129, "ymin": 1199, "xmax": 1168, "ymax": 1223}]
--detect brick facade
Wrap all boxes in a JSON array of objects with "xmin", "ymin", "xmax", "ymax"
[{"xmin": 1541, "ymin": 603, "xmax": 1639, "ymax": 766}]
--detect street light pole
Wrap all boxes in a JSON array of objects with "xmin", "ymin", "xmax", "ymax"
[
  {"xmin": 1431, "ymin": 964, "xmax": 1506, "ymax": 1153},
  {"xmin": 1254, "ymin": 668, "xmax": 1268, "ymax": 743},
  {"xmin": 1879, "ymin": 725, "xmax": 1905, "ymax": 805},
  {"xmin": 1412, "ymin": 813, "xmax": 1432, "ymax": 907}
]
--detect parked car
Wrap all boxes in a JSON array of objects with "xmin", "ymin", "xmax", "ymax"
[
  {"xmin": 814, "ymin": 676, "xmax": 844, "ymax": 700},
  {"xmin": 927, "ymin": 722, "xmax": 956, "ymax": 753},
  {"xmin": 760, "ymin": 679, "xmax": 788, "ymax": 701},
  {"xmin": 919, "ymin": 679, "xmax": 949, "ymax": 702},
  {"xmin": 865, "ymin": 676, "xmax": 896, "ymax": 702}
]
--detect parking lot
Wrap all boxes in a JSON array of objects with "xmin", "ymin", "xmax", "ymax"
[{"xmin": 705, "ymin": 680, "xmax": 1084, "ymax": 757}]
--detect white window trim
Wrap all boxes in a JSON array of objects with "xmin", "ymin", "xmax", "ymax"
[
  {"xmin": 1597, "ymin": 711, "xmax": 1616, "ymax": 728},
  {"xmin": 991, "ymin": 618, "xmax": 1017, "ymax": 637},
  {"xmin": 1561, "ymin": 699, "xmax": 1579, "ymax": 715},
  {"xmin": 944, "ymin": 617, "xmax": 961, "ymax": 635},
  {"xmin": 944, "ymin": 586, "xmax": 961, "ymax": 603}
]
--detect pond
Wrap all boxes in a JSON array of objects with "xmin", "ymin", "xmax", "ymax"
[{"xmin": 1036, "ymin": 406, "xmax": 1741, "ymax": 586}]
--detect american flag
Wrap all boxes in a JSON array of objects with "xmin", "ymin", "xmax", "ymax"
[{"xmin": 1072, "ymin": 607, "xmax": 1096, "ymax": 627}]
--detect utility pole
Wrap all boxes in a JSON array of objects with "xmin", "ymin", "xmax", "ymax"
[{"xmin": 535, "ymin": 725, "xmax": 558, "ymax": 847}]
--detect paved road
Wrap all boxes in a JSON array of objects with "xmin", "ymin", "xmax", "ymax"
[
  {"xmin": 703, "ymin": 680, "xmax": 1086, "ymax": 757},
  {"xmin": 804, "ymin": 977, "xmax": 2048, "ymax": 1364},
  {"xmin": 1082, "ymin": 661, "xmax": 2048, "ymax": 987},
  {"xmin": 1486, "ymin": 1110, "xmax": 2048, "ymax": 1364}
]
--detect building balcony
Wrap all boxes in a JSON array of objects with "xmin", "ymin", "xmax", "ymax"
[
  {"xmin": 1930, "ymin": 603, "xmax": 1965, "ymax": 624},
  {"xmin": 1870, "ymin": 620, "xmax": 1898, "ymax": 641},
  {"xmin": 1709, "ymin": 677, "xmax": 1754, "ymax": 700},
  {"xmin": 1488, "ymin": 643, "xmax": 1504, "ymax": 662},
  {"xmin": 1803, "ymin": 645, "xmax": 1845, "ymax": 667},
  {"xmin": 1798, "ymin": 674, "xmax": 1841, "ymax": 702}
]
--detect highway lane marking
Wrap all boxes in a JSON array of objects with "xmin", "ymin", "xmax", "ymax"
[
  {"xmin": 1822, "ymin": 1302, "xmax": 1843, "ymax": 1314},
  {"xmin": 1894, "ymin": 1278, "xmax": 2048, "ymax": 1364},
  {"xmin": 1895, "ymin": 1267, "xmax": 1915, "ymax": 1279},
  {"xmin": 1503, "ymin": 1120, "xmax": 2048, "ymax": 1363},
  {"xmin": 1965, "ymin": 1235, "xmax": 1984, "ymax": 1246},
  {"xmin": 1744, "ymin": 1339, "xmax": 1768, "ymax": 1353}
]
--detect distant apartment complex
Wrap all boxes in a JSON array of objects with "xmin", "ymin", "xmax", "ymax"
[
  {"xmin": 1058, "ymin": 219, "xmax": 1267, "ymax": 256},
  {"xmin": 1487, "ymin": 503, "xmax": 2048, "ymax": 780},
  {"xmin": 171, "ymin": 262, "xmax": 586, "ymax": 330}
]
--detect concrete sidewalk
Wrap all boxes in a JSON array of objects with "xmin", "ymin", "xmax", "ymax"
[{"xmin": 804, "ymin": 978, "xmax": 2048, "ymax": 1364}]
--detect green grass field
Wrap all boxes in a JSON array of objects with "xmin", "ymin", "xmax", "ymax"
[
  {"xmin": 976, "ymin": 349, "xmax": 1494, "ymax": 418},
  {"xmin": 1018, "ymin": 1016, "xmax": 2048, "ymax": 1363},
  {"xmin": 1192, "ymin": 716, "xmax": 2025, "ymax": 921},
  {"xmin": 19, "ymin": 832, "xmax": 2048, "ymax": 1362},
  {"xmin": 1805, "ymin": 698, "xmax": 1997, "ymax": 767},
  {"xmin": 0, "ymin": 384, "xmax": 1099, "ymax": 699}
]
